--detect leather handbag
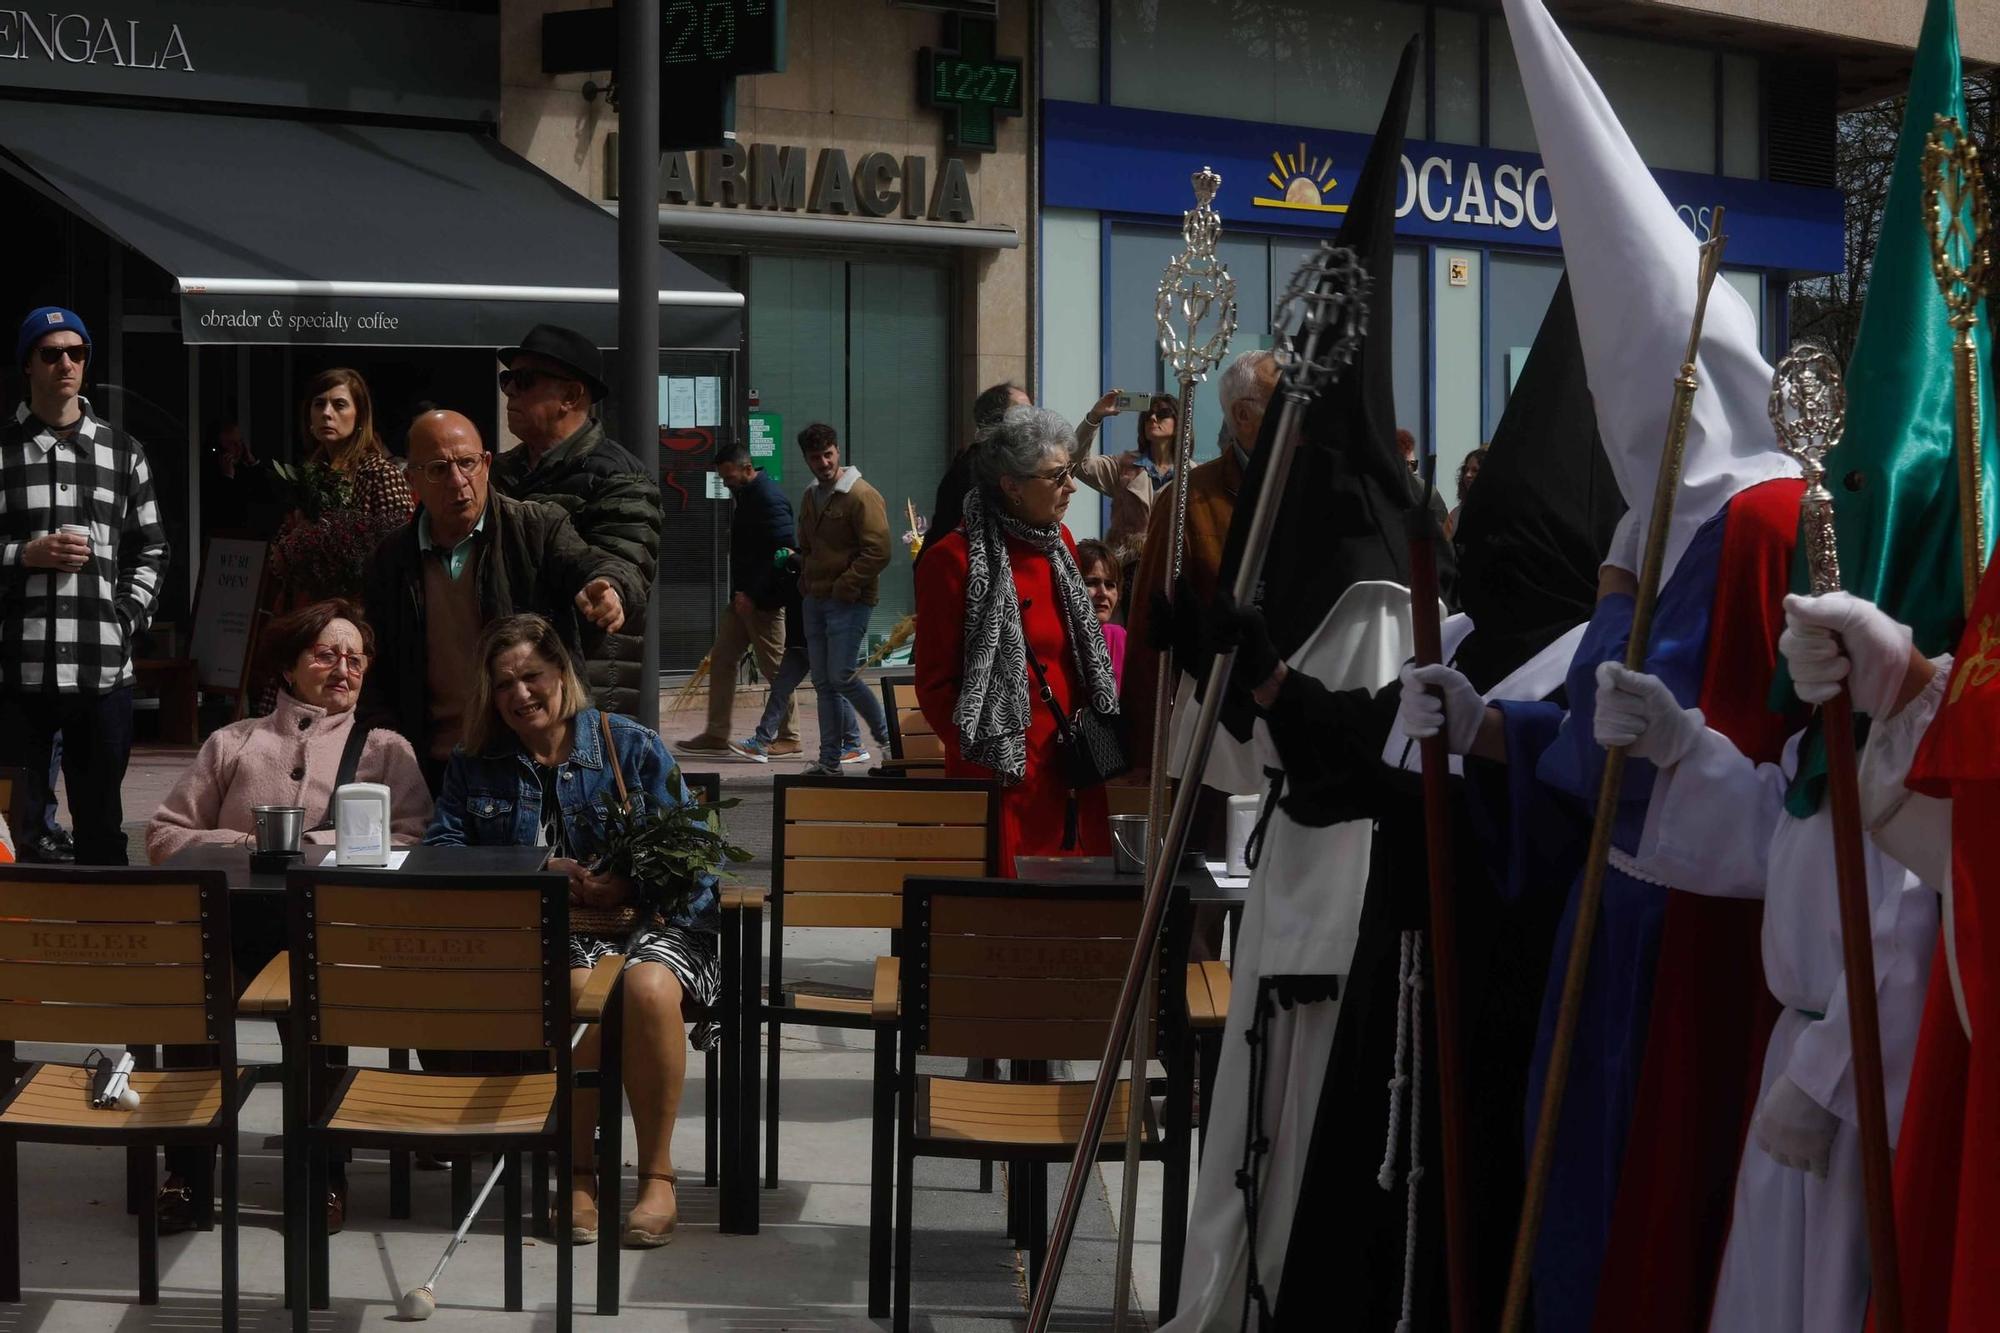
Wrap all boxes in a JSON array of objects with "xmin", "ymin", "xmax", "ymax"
[
  {"xmin": 1026, "ymin": 648, "xmax": 1130, "ymax": 791},
  {"xmin": 568, "ymin": 711, "xmax": 648, "ymax": 939}
]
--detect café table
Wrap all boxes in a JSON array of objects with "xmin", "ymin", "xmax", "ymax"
[{"xmin": 161, "ymin": 843, "xmax": 765, "ymax": 1236}]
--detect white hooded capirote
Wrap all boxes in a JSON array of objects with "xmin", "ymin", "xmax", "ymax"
[{"xmin": 1500, "ymin": 0, "xmax": 1796, "ymax": 583}]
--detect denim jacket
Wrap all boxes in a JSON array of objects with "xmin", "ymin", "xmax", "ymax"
[{"xmin": 425, "ymin": 707, "xmax": 719, "ymax": 933}]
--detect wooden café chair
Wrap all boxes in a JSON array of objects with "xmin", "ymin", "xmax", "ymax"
[
  {"xmin": 880, "ymin": 876, "xmax": 1196, "ymax": 1331},
  {"xmin": 283, "ymin": 866, "xmax": 589, "ymax": 1331},
  {"xmin": 767, "ymin": 773, "xmax": 999, "ymax": 1314},
  {"xmin": 873, "ymin": 676, "xmax": 950, "ymax": 779},
  {"xmin": 0, "ymin": 866, "xmax": 247, "ymax": 1329}
]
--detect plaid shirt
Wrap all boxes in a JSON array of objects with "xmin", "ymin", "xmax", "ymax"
[{"xmin": 0, "ymin": 399, "xmax": 169, "ymax": 692}]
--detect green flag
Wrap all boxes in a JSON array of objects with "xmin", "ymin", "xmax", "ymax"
[{"xmin": 1785, "ymin": 0, "xmax": 1999, "ymax": 813}]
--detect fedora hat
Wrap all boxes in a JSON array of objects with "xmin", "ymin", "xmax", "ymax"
[{"xmin": 499, "ymin": 323, "xmax": 609, "ymax": 402}]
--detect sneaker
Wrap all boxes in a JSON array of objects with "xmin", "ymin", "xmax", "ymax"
[
  {"xmin": 675, "ymin": 734, "xmax": 732, "ymax": 756},
  {"xmin": 766, "ymin": 738, "xmax": 803, "ymax": 758},
  {"xmin": 842, "ymin": 746, "xmax": 873, "ymax": 766},
  {"xmin": 800, "ymin": 762, "xmax": 843, "ymax": 777},
  {"xmin": 729, "ymin": 738, "xmax": 770, "ymax": 764}
]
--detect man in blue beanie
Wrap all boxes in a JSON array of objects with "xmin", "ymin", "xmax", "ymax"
[{"xmin": 0, "ymin": 306, "xmax": 169, "ymax": 864}]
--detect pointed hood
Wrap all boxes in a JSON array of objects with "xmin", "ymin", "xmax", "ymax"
[
  {"xmin": 1452, "ymin": 275, "xmax": 1626, "ymax": 692},
  {"xmin": 1501, "ymin": 0, "xmax": 1795, "ymax": 582},
  {"xmin": 1218, "ymin": 33, "xmax": 1428, "ymax": 666}
]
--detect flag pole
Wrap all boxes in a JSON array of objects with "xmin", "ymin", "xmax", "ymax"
[
  {"xmin": 1922, "ymin": 115, "xmax": 1992, "ymax": 616},
  {"xmin": 1405, "ymin": 483, "xmax": 1474, "ymax": 1333},
  {"xmin": 1500, "ymin": 212, "xmax": 1730, "ymax": 1333},
  {"xmin": 1025, "ymin": 243, "xmax": 1369, "ymax": 1333},
  {"xmin": 1768, "ymin": 344, "xmax": 1905, "ymax": 1333},
  {"xmin": 1112, "ymin": 166, "xmax": 1238, "ymax": 1333}
]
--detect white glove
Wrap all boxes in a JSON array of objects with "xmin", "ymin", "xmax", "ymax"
[
  {"xmin": 1781, "ymin": 592, "xmax": 1915, "ymax": 716},
  {"xmin": 1396, "ymin": 662, "xmax": 1485, "ymax": 756},
  {"xmin": 1752, "ymin": 1074, "xmax": 1839, "ymax": 1180},
  {"xmin": 1593, "ymin": 662, "xmax": 1705, "ymax": 767}
]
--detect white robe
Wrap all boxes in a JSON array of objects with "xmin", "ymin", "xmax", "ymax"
[
  {"xmin": 1629, "ymin": 726, "xmax": 1936, "ymax": 1333},
  {"xmin": 1162, "ymin": 581, "xmax": 1416, "ymax": 1331}
]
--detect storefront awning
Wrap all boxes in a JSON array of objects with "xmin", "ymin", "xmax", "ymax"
[{"xmin": 0, "ymin": 100, "xmax": 744, "ymax": 350}]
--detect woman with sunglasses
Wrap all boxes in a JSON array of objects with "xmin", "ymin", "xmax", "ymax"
[
  {"xmin": 301, "ymin": 367, "xmax": 414, "ymax": 521},
  {"xmin": 1073, "ymin": 391, "xmax": 1179, "ymax": 582},
  {"xmin": 914, "ymin": 406, "xmax": 1119, "ymax": 873},
  {"xmin": 145, "ymin": 598, "xmax": 431, "ymax": 1233}
]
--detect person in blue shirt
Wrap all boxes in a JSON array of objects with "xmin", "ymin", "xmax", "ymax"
[{"xmin": 427, "ymin": 613, "xmax": 718, "ymax": 1250}]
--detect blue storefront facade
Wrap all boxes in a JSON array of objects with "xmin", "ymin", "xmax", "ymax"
[{"xmin": 1036, "ymin": 0, "xmax": 1847, "ymax": 529}]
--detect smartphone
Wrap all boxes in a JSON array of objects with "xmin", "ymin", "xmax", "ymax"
[{"xmin": 1113, "ymin": 390, "xmax": 1148, "ymax": 411}]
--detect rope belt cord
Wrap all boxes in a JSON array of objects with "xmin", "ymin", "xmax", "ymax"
[
  {"xmin": 1378, "ymin": 930, "xmax": 1426, "ymax": 1333},
  {"xmin": 1237, "ymin": 983, "xmax": 1277, "ymax": 1333}
]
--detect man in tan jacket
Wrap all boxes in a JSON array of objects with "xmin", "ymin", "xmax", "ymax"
[
  {"xmin": 1123, "ymin": 348, "xmax": 1281, "ymax": 772},
  {"xmin": 794, "ymin": 421, "xmax": 893, "ymax": 774}
]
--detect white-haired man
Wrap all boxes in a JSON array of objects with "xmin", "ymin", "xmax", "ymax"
[{"xmin": 1122, "ymin": 347, "xmax": 1280, "ymax": 767}]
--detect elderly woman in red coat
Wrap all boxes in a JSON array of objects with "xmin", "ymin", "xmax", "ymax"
[{"xmin": 915, "ymin": 405, "xmax": 1120, "ymax": 874}]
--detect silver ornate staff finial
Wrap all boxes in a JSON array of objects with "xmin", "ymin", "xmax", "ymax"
[
  {"xmin": 1273, "ymin": 243, "xmax": 1370, "ymax": 399},
  {"xmin": 1155, "ymin": 165, "xmax": 1239, "ymax": 383},
  {"xmin": 1769, "ymin": 341, "xmax": 1847, "ymax": 594}
]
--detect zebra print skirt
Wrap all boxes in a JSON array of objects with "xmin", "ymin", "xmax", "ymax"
[{"xmin": 569, "ymin": 923, "xmax": 723, "ymax": 1053}]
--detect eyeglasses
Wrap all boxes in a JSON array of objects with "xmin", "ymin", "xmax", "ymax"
[
  {"xmin": 306, "ymin": 646, "xmax": 369, "ymax": 673},
  {"xmin": 1020, "ymin": 463, "xmax": 1077, "ymax": 487},
  {"xmin": 36, "ymin": 344, "xmax": 88, "ymax": 366},
  {"xmin": 1146, "ymin": 406, "xmax": 1177, "ymax": 421},
  {"xmin": 411, "ymin": 453, "xmax": 488, "ymax": 484},
  {"xmin": 498, "ymin": 367, "xmax": 574, "ymax": 394}
]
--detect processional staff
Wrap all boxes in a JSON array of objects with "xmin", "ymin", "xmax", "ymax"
[
  {"xmin": 1922, "ymin": 114, "xmax": 1992, "ymax": 614},
  {"xmin": 1111, "ymin": 166, "xmax": 1238, "ymax": 1333},
  {"xmin": 1768, "ymin": 344, "xmax": 1904, "ymax": 1331},
  {"xmin": 1500, "ymin": 210, "xmax": 1730, "ymax": 1333},
  {"xmin": 1028, "ymin": 235, "xmax": 1369, "ymax": 1333}
]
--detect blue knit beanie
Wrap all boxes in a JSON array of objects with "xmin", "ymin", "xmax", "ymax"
[{"xmin": 16, "ymin": 307, "xmax": 90, "ymax": 367}]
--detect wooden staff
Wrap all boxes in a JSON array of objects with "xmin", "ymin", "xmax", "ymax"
[
  {"xmin": 1026, "ymin": 241, "xmax": 1367, "ymax": 1333},
  {"xmin": 1922, "ymin": 115, "xmax": 1992, "ymax": 615},
  {"xmin": 1499, "ymin": 212, "xmax": 1731, "ymax": 1333},
  {"xmin": 1768, "ymin": 343, "xmax": 1903, "ymax": 1330},
  {"xmin": 1406, "ymin": 489, "xmax": 1473, "ymax": 1333}
]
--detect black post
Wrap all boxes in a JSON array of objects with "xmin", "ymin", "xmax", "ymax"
[{"xmin": 619, "ymin": 0, "xmax": 662, "ymax": 731}]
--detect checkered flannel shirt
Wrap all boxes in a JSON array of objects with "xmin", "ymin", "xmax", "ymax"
[{"xmin": 0, "ymin": 399, "xmax": 169, "ymax": 692}]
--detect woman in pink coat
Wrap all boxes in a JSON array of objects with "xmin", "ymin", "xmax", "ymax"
[{"xmin": 146, "ymin": 598, "xmax": 429, "ymax": 1235}]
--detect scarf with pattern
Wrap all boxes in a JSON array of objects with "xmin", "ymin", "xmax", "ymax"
[{"xmin": 953, "ymin": 486, "xmax": 1120, "ymax": 785}]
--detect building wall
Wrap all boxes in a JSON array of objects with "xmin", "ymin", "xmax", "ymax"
[{"xmin": 496, "ymin": 0, "xmax": 1035, "ymax": 427}]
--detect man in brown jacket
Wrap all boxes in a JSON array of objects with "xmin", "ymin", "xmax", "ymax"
[
  {"xmin": 1123, "ymin": 349, "xmax": 1281, "ymax": 773},
  {"xmin": 793, "ymin": 421, "xmax": 893, "ymax": 774}
]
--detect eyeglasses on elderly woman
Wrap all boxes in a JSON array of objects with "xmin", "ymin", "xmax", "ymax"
[{"xmin": 1017, "ymin": 462, "xmax": 1078, "ymax": 487}]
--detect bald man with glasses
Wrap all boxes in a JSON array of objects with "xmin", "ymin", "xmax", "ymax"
[{"xmin": 359, "ymin": 410, "xmax": 640, "ymax": 792}]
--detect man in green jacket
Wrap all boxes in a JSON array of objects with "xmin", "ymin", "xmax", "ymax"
[
  {"xmin": 491, "ymin": 324, "xmax": 661, "ymax": 717},
  {"xmin": 794, "ymin": 421, "xmax": 892, "ymax": 775}
]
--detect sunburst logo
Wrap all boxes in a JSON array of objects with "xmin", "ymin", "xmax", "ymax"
[{"xmin": 1253, "ymin": 143, "xmax": 1347, "ymax": 214}]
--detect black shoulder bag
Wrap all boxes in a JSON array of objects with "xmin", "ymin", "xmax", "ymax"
[{"xmin": 1021, "ymin": 598, "xmax": 1130, "ymax": 852}]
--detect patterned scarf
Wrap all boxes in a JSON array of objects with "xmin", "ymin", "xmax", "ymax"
[{"xmin": 953, "ymin": 486, "xmax": 1120, "ymax": 785}]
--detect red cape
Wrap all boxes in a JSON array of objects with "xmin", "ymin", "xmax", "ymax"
[
  {"xmin": 1589, "ymin": 477, "xmax": 1803, "ymax": 1333},
  {"xmin": 1870, "ymin": 555, "xmax": 2000, "ymax": 1330}
]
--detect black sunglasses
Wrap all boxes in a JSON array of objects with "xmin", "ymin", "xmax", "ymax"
[
  {"xmin": 1146, "ymin": 405, "xmax": 1177, "ymax": 420},
  {"xmin": 36, "ymin": 344, "xmax": 88, "ymax": 366},
  {"xmin": 498, "ymin": 367, "xmax": 576, "ymax": 393}
]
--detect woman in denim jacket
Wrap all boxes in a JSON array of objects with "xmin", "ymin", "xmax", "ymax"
[{"xmin": 428, "ymin": 614, "xmax": 718, "ymax": 1250}]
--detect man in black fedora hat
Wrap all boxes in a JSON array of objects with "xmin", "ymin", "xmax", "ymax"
[{"xmin": 492, "ymin": 322, "xmax": 661, "ymax": 717}]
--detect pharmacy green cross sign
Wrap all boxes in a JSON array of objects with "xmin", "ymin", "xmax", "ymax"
[{"xmin": 917, "ymin": 16, "xmax": 1022, "ymax": 153}]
